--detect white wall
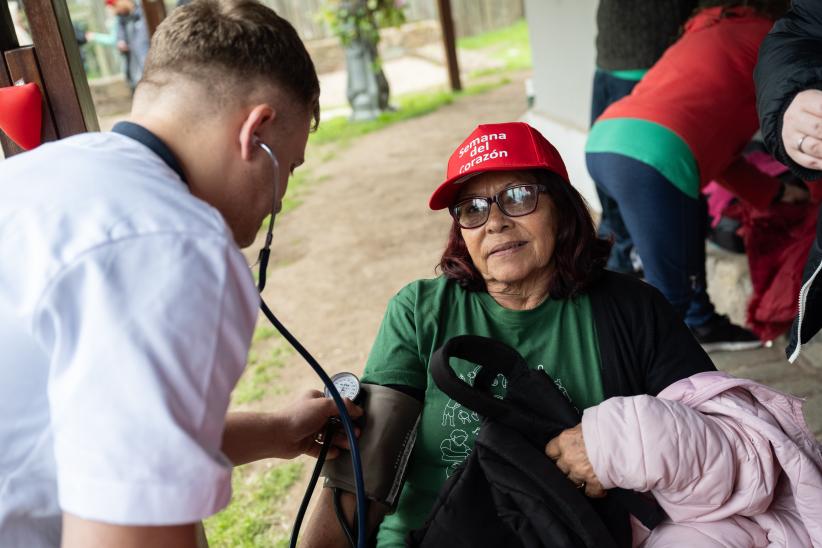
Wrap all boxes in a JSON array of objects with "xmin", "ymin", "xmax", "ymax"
[{"xmin": 522, "ymin": 0, "xmax": 600, "ymax": 211}]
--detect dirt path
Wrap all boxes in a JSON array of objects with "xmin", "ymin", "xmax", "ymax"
[{"xmin": 240, "ymin": 74, "xmax": 530, "ymax": 532}]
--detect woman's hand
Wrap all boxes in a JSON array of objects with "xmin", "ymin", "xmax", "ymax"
[
  {"xmin": 782, "ymin": 89, "xmax": 822, "ymax": 170},
  {"xmin": 545, "ymin": 424, "xmax": 606, "ymax": 498}
]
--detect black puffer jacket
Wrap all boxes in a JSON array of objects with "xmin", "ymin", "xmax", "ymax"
[
  {"xmin": 754, "ymin": 0, "xmax": 822, "ymax": 181},
  {"xmin": 754, "ymin": 0, "xmax": 822, "ymax": 362}
]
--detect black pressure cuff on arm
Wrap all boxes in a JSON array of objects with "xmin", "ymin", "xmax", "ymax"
[{"xmin": 322, "ymin": 383, "xmax": 423, "ymax": 511}]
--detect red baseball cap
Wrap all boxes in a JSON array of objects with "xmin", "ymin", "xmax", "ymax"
[{"xmin": 429, "ymin": 122, "xmax": 569, "ymax": 210}]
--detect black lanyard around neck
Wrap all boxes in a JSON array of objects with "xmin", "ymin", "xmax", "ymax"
[{"xmin": 111, "ymin": 121, "xmax": 187, "ymax": 184}]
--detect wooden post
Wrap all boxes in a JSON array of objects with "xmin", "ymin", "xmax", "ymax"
[
  {"xmin": 140, "ymin": 0, "xmax": 167, "ymax": 38},
  {"xmin": 24, "ymin": 0, "xmax": 99, "ymax": 136},
  {"xmin": 0, "ymin": 0, "xmax": 24, "ymax": 156},
  {"xmin": 436, "ymin": 0, "xmax": 462, "ymax": 92}
]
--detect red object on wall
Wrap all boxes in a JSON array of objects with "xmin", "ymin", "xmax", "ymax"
[{"xmin": 0, "ymin": 83, "xmax": 43, "ymax": 150}]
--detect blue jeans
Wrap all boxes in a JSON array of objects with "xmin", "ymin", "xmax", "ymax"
[
  {"xmin": 586, "ymin": 152, "xmax": 715, "ymax": 327},
  {"xmin": 589, "ymin": 70, "xmax": 641, "ymax": 274}
]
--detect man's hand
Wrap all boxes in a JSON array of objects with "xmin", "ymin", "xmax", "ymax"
[
  {"xmin": 117, "ymin": 40, "xmax": 129, "ymax": 53},
  {"xmin": 545, "ymin": 424, "xmax": 605, "ymax": 498},
  {"xmin": 782, "ymin": 89, "xmax": 822, "ymax": 170},
  {"xmin": 276, "ymin": 390, "xmax": 363, "ymax": 460},
  {"xmin": 221, "ymin": 392, "xmax": 362, "ymax": 466}
]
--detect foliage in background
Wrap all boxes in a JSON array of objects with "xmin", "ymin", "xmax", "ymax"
[
  {"xmin": 310, "ymin": 78, "xmax": 509, "ymax": 146},
  {"xmin": 204, "ymin": 462, "xmax": 304, "ymax": 548},
  {"xmin": 321, "ymin": 0, "xmax": 407, "ymax": 46}
]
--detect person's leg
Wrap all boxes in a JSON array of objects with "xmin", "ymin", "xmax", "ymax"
[
  {"xmin": 587, "ymin": 152, "xmax": 760, "ymax": 350},
  {"xmin": 589, "ymin": 71, "xmax": 641, "ymax": 274},
  {"xmin": 684, "ymin": 195, "xmax": 715, "ymax": 326},
  {"xmin": 587, "ymin": 152, "xmax": 698, "ymax": 318}
]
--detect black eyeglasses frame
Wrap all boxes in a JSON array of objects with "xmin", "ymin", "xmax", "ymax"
[{"xmin": 449, "ymin": 183, "xmax": 549, "ymax": 229}]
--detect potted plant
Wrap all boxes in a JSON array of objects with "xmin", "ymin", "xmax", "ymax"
[{"xmin": 323, "ymin": 0, "xmax": 406, "ymax": 121}]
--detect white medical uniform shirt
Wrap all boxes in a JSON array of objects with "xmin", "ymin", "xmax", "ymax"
[{"xmin": 0, "ymin": 130, "xmax": 259, "ymax": 547}]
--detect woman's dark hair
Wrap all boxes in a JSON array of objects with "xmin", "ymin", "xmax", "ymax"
[{"xmin": 437, "ymin": 170, "xmax": 612, "ymax": 299}]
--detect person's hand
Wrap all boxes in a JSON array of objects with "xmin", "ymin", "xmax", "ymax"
[
  {"xmin": 782, "ymin": 89, "xmax": 822, "ymax": 170},
  {"xmin": 277, "ymin": 390, "xmax": 363, "ymax": 460},
  {"xmin": 116, "ymin": 40, "xmax": 129, "ymax": 53},
  {"xmin": 545, "ymin": 424, "xmax": 605, "ymax": 498}
]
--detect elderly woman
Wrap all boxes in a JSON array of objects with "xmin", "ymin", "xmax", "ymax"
[{"xmin": 303, "ymin": 122, "xmax": 716, "ymax": 547}]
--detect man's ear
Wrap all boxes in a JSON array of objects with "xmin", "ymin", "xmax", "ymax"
[{"xmin": 239, "ymin": 104, "xmax": 276, "ymax": 162}]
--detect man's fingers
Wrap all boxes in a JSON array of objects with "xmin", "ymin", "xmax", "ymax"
[
  {"xmin": 330, "ymin": 427, "xmax": 361, "ymax": 450},
  {"xmin": 317, "ymin": 396, "xmax": 363, "ymax": 420},
  {"xmin": 343, "ymin": 398, "xmax": 364, "ymax": 419},
  {"xmin": 298, "ymin": 389, "xmax": 324, "ymax": 402}
]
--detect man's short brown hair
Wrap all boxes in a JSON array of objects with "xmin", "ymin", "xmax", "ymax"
[{"xmin": 142, "ymin": 0, "xmax": 320, "ymax": 127}]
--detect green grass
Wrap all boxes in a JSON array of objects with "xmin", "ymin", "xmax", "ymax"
[
  {"xmin": 231, "ymin": 341, "xmax": 291, "ymax": 405},
  {"xmin": 204, "ymin": 462, "xmax": 304, "ymax": 548},
  {"xmin": 252, "ymin": 324, "xmax": 278, "ymax": 343},
  {"xmin": 458, "ymin": 19, "xmax": 531, "ymax": 73},
  {"xmin": 310, "ymin": 79, "xmax": 509, "ymax": 147}
]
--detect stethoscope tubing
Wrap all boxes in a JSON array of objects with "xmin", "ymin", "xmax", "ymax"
[{"xmin": 255, "ymin": 140, "xmax": 367, "ymax": 547}]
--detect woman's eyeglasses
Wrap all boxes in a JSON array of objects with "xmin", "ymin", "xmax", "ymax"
[{"xmin": 450, "ymin": 184, "xmax": 548, "ymax": 229}]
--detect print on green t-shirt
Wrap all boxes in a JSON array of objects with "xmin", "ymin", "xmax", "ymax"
[{"xmin": 361, "ymin": 277, "xmax": 604, "ymax": 547}]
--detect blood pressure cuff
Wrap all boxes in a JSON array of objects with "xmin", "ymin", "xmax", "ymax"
[{"xmin": 322, "ymin": 383, "xmax": 422, "ymax": 511}]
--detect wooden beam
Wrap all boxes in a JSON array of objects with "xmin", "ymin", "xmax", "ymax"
[
  {"xmin": 436, "ymin": 0, "xmax": 462, "ymax": 92},
  {"xmin": 23, "ymin": 0, "xmax": 99, "ymax": 136},
  {"xmin": 0, "ymin": 0, "xmax": 24, "ymax": 156},
  {"xmin": 140, "ymin": 0, "xmax": 167, "ymax": 38},
  {"xmin": 5, "ymin": 46, "xmax": 60, "ymax": 143}
]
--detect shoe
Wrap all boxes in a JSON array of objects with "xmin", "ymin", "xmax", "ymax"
[{"xmin": 691, "ymin": 314, "xmax": 762, "ymax": 352}]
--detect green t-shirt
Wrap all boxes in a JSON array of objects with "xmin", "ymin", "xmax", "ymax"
[{"xmin": 361, "ymin": 277, "xmax": 604, "ymax": 547}]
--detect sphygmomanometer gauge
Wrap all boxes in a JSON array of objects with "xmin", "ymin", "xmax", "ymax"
[{"xmin": 324, "ymin": 371, "xmax": 362, "ymax": 404}]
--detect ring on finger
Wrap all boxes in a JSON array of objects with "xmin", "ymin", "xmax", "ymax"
[
  {"xmin": 576, "ymin": 481, "xmax": 586, "ymax": 489},
  {"xmin": 799, "ymin": 134, "xmax": 809, "ymax": 154},
  {"xmin": 313, "ymin": 432, "xmax": 325, "ymax": 445}
]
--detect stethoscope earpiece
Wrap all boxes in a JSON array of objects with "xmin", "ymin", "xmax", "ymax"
[{"xmin": 254, "ymin": 138, "xmax": 281, "ymax": 292}]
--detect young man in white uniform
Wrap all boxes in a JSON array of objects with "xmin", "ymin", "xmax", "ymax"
[{"xmin": 0, "ymin": 1, "xmax": 360, "ymax": 546}]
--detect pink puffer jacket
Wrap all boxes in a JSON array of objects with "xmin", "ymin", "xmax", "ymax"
[{"xmin": 581, "ymin": 371, "xmax": 822, "ymax": 547}]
